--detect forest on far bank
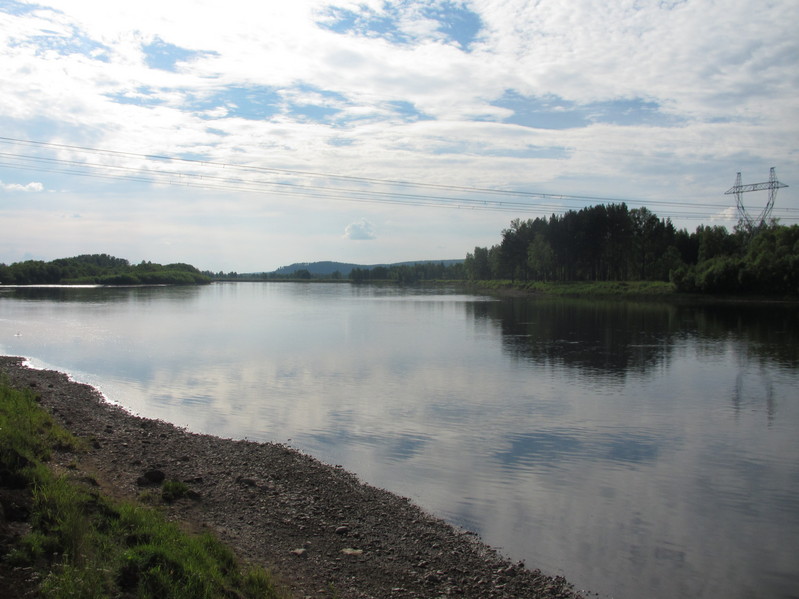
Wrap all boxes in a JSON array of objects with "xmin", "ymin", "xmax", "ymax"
[
  {"xmin": 0, "ymin": 254, "xmax": 211, "ymax": 285},
  {"xmin": 463, "ymin": 203, "xmax": 798, "ymax": 295},
  {"xmin": 3, "ymin": 203, "xmax": 797, "ymax": 295},
  {"xmin": 343, "ymin": 203, "xmax": 797, "ymax": 296}
]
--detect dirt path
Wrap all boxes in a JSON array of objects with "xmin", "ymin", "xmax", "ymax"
[{"xmin": 1, "ymin": 356, "xmax": 586, "ymax": 599}]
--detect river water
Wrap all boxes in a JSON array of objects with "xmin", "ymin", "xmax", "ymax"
[{"xmin": 1, "ymin": 282, "xmax": 797, "ymax": 599}]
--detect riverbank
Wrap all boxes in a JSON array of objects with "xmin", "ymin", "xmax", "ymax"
[{"xmin": 0, "ymin": 356, "xmax": 586, "ymax": 599}]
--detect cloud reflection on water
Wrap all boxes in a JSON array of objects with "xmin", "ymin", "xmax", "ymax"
[{"xmin": 1, "ymin": 284, "xmax": 798, "ymax": 599}]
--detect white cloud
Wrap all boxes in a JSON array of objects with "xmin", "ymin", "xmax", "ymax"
[
  {"xmin": 710, "ymin": 207, "xmax": 738, "ymax": 227},
  {"xmin": 0, "ymin": 180, "xmax": 44, "ymax": 192},
  {"xmin": 0, "ymin": 0, "xmax": 796, "ymax": 269},
  {"xmin": 344, "ymin": 218, "xmax": 377, "ymax": 240}
]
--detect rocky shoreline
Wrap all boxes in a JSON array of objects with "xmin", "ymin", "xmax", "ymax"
[{"xmin": 1, "ymin": 356, "xmax": 586, "ymax": 599}]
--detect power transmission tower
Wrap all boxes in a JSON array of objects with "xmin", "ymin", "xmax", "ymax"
[{"xmin": 724, "ymin": 167, "xmax": 788, "ymax": 234}]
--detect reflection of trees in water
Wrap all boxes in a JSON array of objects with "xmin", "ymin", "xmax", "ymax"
[
  {"xmin": 685, "ymin": 302, "xmax": 799, "ymax": 368},
  {"xmin": 5, "ymin": 285, "xmax": 202, "ymax": 304},
  {"xmin": 734, "ymin": 370, "xmax": 776, "ymax": 424},
  {"xmin": 467, "ymin": 298, "xmax": 679, "ymax": 379},
  {"xmin": 466, "ymin": 298, "xmax": 799, "ymax": 378}
]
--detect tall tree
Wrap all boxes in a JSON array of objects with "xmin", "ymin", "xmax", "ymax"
[{"xmin": 527, "ymin": 233, "xmax": 555, "ymax": 281}]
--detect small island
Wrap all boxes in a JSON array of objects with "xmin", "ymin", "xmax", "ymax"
[{"xmin": 0, "ymin": 254, "xmax": 211, "ymax": 286}]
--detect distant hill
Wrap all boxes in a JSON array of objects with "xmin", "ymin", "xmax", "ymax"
[{"xmin": 270, "ymin": 260, "xmax": 464, "ymax": 277}]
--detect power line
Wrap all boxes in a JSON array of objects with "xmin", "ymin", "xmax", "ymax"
[
  {"xmin": 0, "ymin": 156, "xmax": 548, "ymax": 213},
  {"xmin": 1, "ymin": 136, "xmax": 795, "ymax": 221},
  {"xmin": 0, "ymin": 135, "xmax": 623, "ymax": 202},
  {"xmin": 0, "ymin": 153, "xmax": 561, "ymax": 213}
]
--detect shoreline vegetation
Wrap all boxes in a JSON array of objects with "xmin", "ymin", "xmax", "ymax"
[
  {"xmin": 215, "ymin": 207, "xmax": 799, "ymax": 298},
  {"xmin": 0, "ymin": 356, "xmax": 585, "ymax": 599},
  {"xmin": 0, "ymin": 254, "xmax": 211, "ymax": 286},
  {"xmin": 2, "ymin": 203, "xmax": 797, "ymax": 297}
]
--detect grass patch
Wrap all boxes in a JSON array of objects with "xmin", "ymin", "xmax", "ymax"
[
  {"xmin": 0, "ymin": 378, "xmax": 285, "ymax": 598},
  {"xmin": 161, "ymin": 479, "xmax": 191, "ymax": 503},
  {"xmin": 0, "ymin": 381, "xmax": 83, "ymax": 479}
]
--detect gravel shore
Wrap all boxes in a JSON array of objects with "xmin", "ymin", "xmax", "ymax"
[{"xmin": 1, "ymin": 356, "xmax": 586, "ymax": 599}]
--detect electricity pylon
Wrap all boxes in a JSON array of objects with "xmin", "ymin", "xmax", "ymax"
[{"xmin": 724, "ymin": 167, "xmax": 788, "ymax": 233}]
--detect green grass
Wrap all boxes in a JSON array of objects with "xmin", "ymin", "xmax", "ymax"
[
  {"xmin": 161, "ymin": 479, "xmax": 191, "ymax": 503},
  {"xmin": 0, "ymin": 379, "xmax": 285, "ymax": 599}
]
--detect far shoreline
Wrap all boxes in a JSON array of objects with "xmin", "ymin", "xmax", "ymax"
[
  {"xmin": 209, "ymin": 278, "xmax": 799, "ymax": 303},
  {"xmin": 5, "ymin": 278, "xmax": 796, "ymax": 302}
]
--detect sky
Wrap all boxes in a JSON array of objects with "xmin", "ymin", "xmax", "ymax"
[{"xmin": 1, "ymin": 0, "xmax": 797, "ymax": 272}]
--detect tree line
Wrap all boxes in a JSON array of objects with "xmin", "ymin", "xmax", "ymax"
[
  {"xmin": 465, "ymin": 204, "xmax": 689, "ymax": 283},
  {"xmin": 462, "ymin": 203, "xmax": 798, "ymax": 295},
  {"xmin": 349, "ymin": 262, "xmax": 465, "ymax": 283},
  {"xmin": 5, "ymin": 205, "xmax": 795, "ymax": 295},
  {"xmin": 338, "ymin": 202, "xmax": 797, "ymax": 295},
  {"xmin": 0, "ymin": 254, "xmax": 211, "ymax": 285}
]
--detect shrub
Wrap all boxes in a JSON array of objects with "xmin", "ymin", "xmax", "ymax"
[{"xmin": 161, "ymin": 480, "xmax": 190, "ymax": 503}]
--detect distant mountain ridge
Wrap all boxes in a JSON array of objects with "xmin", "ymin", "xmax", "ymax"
[{"xmin": 269, "ymin": 260, "xmax": 464, "ymax": 277}]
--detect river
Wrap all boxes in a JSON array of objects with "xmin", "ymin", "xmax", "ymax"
[{"xmin": 1, "ymin": 282, "xmax": 797, "ymax": 599}]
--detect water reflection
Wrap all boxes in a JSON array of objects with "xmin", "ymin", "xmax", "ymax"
[
  {"xmin": 473, "ymin": 296, "xmax": 799, "ymax": 380},
  {"xmin": 468, "ymin": 299, "xmax": 681, "ymax": 379},
  {"xmin": 1, "ymin": 284, "xmax": 798, "ymax": 599},
  {"xmin": 460, "ymin": 298, "xmax": 799, "ymax": 599},
  {"xmin": 495, "ymin": 428, "xmax": 662, "ymax": 470},
  {"xmin": 3, "ymin": 284, "xmax": 203, "ymax": 304}
]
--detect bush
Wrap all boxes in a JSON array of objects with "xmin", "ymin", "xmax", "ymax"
[
  {"xmin": 694, "ymin": 257, "xmax": 743, "ymax": 294},
  {"xmin": 161, "ymin": 480, "xmax": 190, "ymax": 503}
]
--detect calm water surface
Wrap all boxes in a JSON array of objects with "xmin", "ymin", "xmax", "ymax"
[{"xmin": 1, "ymin": 283, "xmax": 797, "ymax": 599}]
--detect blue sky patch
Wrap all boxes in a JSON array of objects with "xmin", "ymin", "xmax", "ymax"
[
  {"xmin": 318, "ymin": 1, "xmax": 483, "ymax": 49},
  {"xmin": 492, "ymin": 91, "xmax": 681, "ymax": 129},
  {"xmin": 385, "ymin": 100, "xmax": 433, "ymax": 122},
  {"xmin": 187, "ymin": 84, "xmax": 353, "ymax": 124},
  {"xmin": 318, "ymin": 5, "xmax": 405, "ymax": 43},
  {"xmin": 289, "ymin": 103, "xmax": 342, "ymax": 122},
  {"xmin": 142, "ymin": 37, "xmax": 215, "ymax": 72},
  {"xmin": 585, "ymin": 98, "xmax": 681, "ymax": 126},
  {"xmin": 491, "ymin": 92, "xmax": 589, "ymax": 130},
  {"xmin": 7, "ymin": 12, "xmax": 110, "ymax": 62},
  {"xmin": 0, "ymin": 0, "xmax": 45, "ymax": 16},
  {"xmin": 421, "ymin": 2, "xmax": 483, "ymax": 49},
  {"xmin": 286, "ymin": 85, "xmax": 348, "ymax": 123},
  {"xmin": 190, "ymin": 85, "xmax": 283, "ymax": 120},
  {"xmin": 31, "ymin": 31, "xmax": 109, "ymax": 61}
]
